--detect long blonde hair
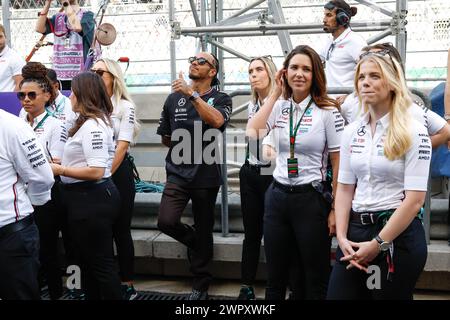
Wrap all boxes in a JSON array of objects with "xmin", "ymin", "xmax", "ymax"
[
  {"xmin": 249, "ymin": 56, "xmax": 277, "ymax": 105},
  {"xmin": 355, "ymin": 55, "xmax": 412, "ymax": 160},
  {"xmin": 98, "ymin": 58, "xmax": 141, "ymax": 141}
]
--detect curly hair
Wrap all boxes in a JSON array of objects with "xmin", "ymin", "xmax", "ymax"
[{"xmin": 20, "ymin": 62, "xmax": 56, "ymax": 105}]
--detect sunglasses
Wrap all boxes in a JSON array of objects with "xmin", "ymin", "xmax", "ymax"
[
  {"xmin": 359, "ymin": 49, "xmax": 399, "ymax": 73},
  {"xmin": 188, "ymin": 56, "xmax": 216, "ymax": 69},
  {"xmin": 17, "ymin": 91, "xmax": 40, "ymax": 101},
  {"xmin": 90, "ymin": 69, "xmax": 111, "ymax": 77}
]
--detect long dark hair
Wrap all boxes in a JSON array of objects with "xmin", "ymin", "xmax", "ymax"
[
  {"xmin": 69, "ymin": 72, "xmax": 113, "ymax": 137},
  {"xmin": 20, "ymin": 62, "xmax": 56, "ymax": 105},
  {"xmin": 282, "ymin": 45, "xmax": 338, "ymax": 109}
]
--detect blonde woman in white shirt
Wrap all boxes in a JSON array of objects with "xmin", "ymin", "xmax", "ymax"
[
  {"xmin": 50, "ymin": 72, "xmax": 122, "ymax": 300},
  {"xmin": 247, "ymin": 45, "xmax": 344, "ymax": 300},
  {"xmin": 91, "ymin": 58, "xmax": 140, "ymax": 300},
  {"xmin": 327, "ymin": 52, "xmax": 430, "ymax": 300}
]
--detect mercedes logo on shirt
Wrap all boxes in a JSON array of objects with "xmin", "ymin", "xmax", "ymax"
[
  {"xmin": 357, "ymin": 125, "xmax": 366, "ymax": 136},
  {"xmin": 178, "ymin": 98, "xmax": 187, "ymax": 107}
]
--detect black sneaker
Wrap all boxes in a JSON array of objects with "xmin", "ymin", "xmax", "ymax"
[
  {"xmin": 188, "ymin": 289, "xmax": 208, "ymax": 300},
  {"xmin": 238, "ymin": 286, "xmax": 255, "ymax": 300},
  {"xmin": 121, "ymin": 284, "xmax": 139, "ymax": 300}
]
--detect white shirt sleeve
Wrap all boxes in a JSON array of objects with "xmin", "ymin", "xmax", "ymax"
[
  {"xmin": 49, "ymin": 120, "xmax": 67, "ymax": 159},
  {"xmin": 404, "ymin": 123, "xmax": 431, "ymax": 191},
  {"xmin": 117, "ymin": 100, "xmax": 136, "ymax": 143},
  {"xmin": 425, "ymin": 109, "xmax": 446, "ymax": 136},
  {"xmin": 82, "ymin": 123, "xmax": 110, "ymax": 168},
  {"xmin": 8, "ymin": 123, "xmax": 54, "ymax": 205},
  {"xmin": 324, "ymin": 107, "xmax": 345, "ymax": 152},
  {"xmin": 337, "ymin": 123, "xmax": 357, "ymax": 185}
]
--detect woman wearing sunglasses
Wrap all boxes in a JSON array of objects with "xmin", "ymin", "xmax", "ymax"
[
  {"xmin": 18, "ymin": 62, "xmax": 68, "ymax": 300},
  {"xmin": 247, "ymin": 45, "xmax": 344, "ymax": 300},
  {"xmin": 90, "ymin": 58, "xmax": 140, "ymax": 300},
  {"xmin": 237, "ymin": 56, "xmax": 277, "ymax": 300},
  {"xmin": 50, "ymin": 72, "xmax": 123, "ymax": 300},
  {"xmin": 327, "ymin": 52, "xmax": 430, "ymax": 300}
]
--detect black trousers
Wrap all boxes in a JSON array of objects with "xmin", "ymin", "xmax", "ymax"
[
  {"xmin": 327, "ymin": 217, "xmax": 427, "ymax": 300},
  {"xmin": 157, "ymin": 182, "xmax": 220, "ymax": 292},
  {"xmin": 62, "ymin": 178, "xmax": 123, "ymax": 300},
  {"xmin": 239, "ymin": 163, "xmax": 273, "ymax": 285},
  {"xmin": 0, "ymin": 221, "xmax": 40, "ymax": 300},
  {"xmin": 112, "ymin": 155, "xmax": 136, "ymax": 282},
  {"xmin": 34, "ymin": 184, "xmax": 64, "ymax": 300},
  {"xmin": 264, "ymin": 181, "xmax": 331, "ymax": 300}
]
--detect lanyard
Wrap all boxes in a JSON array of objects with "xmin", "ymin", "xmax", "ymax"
[
  {"xmin": 32, "ymin": 112, "xmax": 51, "ymax": 131},
  {"xmin": 48, "ymin": 98, "xmax": 65, "ymax": 115},
  {"xmin": 289, "ymin": 98, "xmax": 313, "ymax": 159}
]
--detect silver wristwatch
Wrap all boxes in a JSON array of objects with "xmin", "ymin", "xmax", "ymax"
[
  {"xmin": 374, "ymin": 235, "xmax": 391, "ymax": 252},
  {"xmin": 189, "ymin": 91, "xmax": 200, "ymax": 101}
]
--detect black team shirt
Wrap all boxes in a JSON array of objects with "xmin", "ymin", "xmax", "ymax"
[{"xmin": 157, "ymin": 88, "xmax": 232, "ymax": 188}]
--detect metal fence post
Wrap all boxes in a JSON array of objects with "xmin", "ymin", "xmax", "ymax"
[
  {"xmin": 169, "ymin": 0, "xmax": 176, "ymax": 82},
  {"xmin": 395, "ymin": 0, "xmax": 408, "ymax": 64},
  {"xmin": 2, "ymin": 0, "xmax": 11, "ymax": 47}
]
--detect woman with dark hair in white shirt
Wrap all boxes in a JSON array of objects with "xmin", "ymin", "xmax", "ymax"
[{"xmin": 50, "ymin": 71, "xmax": 122, "ymax": 300}]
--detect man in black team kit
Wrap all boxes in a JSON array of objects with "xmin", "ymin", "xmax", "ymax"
[{"xmin": 157, "ymin": 52, "xmax": 232, "ymax": 300}]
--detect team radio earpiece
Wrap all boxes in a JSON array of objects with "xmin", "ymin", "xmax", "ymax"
[{"xmin": 335, "ymin": 8, "xmax": 350, "ymax": 27}]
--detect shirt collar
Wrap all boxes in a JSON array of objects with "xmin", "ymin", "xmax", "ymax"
[
  {"xmin": 28, "ymin": 111, "xmax": 47, "ymax": 127},
  {"xmin": 333, "ymin": 28, "xmax": 352, "ymax": 44},
  {"xmin": 360, "ymin": 111, "xmax": 390, "ymax": 128},
  {"xmin": 290, "ymin": 94, "xmax": 312, "ymax": 111}
]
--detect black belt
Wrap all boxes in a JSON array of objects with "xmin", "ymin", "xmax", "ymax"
[
  {"xmin": 273, "ymin": 179, "xmax": 315, "ymax": 193},
  {"xmin": 0, "ymin": 214, "xmax": 34, "ymax": 240},
  {"xmin": 63, "ymin": 177, "xmax": 111, "ymax": 190},
  {"xmin": 244, "ymin": 160, "xmax": 271, "ymax": 169},
  {"xmin": 350, "ymin": 209, "xmax": 395, "ymax": 226}
]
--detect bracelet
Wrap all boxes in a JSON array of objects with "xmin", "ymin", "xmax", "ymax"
[{"xmin": 38, "ymin": 11, "xmax": 48, "ymax": 16}]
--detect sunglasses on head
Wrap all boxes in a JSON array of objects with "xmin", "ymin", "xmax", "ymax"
[
  {"xmin": 188, "ymin": 56, "xmax": 216, "ymax": 69},
  {"xmin": 359, "ymin": 49, "xmax": 399, "ymax": 73},
  {"xmin": 90, "ymin": 69, "xmax": 111, "ymax": 77},
  {"xmin": 17, "ymin": 91, "xmax": 39, "ymax": 101}
]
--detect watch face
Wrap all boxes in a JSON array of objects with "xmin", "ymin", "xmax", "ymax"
[{"xmin": 380, "ymin": 242, "xmax": 390, "ymax": 251}]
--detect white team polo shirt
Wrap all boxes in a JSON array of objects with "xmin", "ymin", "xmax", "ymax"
[
  {"xmin": 343, "ymin": 96, "xmax": 446, "ymax": 135},
  {"xmin": 61, "ymin": 118, "xmax": 115, "ymax": 184},
  {"xmin": 338, "ymin": 112, "xmax": 431, "ymax": 212},
  {"xmin": 20, "ymin": 111, "xmax": 67, "ymax": 159},
  {"xmin": 0, "ymin": 46, "xmax": 25, "ymax": 92},
  {"xmin": 111, "ymin": 96, "xmax": 136, "ymax": 145},
  {"xmin": 319, "ymin": 28, "xmax": 367, "ymax": 88},
  {"xmin": 0, "ymin": 110, "xmax": 54, "ymax": 227},
  {"xmin": 266, "ymin": 95, "xmax": 344, "ymax": 185}
]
